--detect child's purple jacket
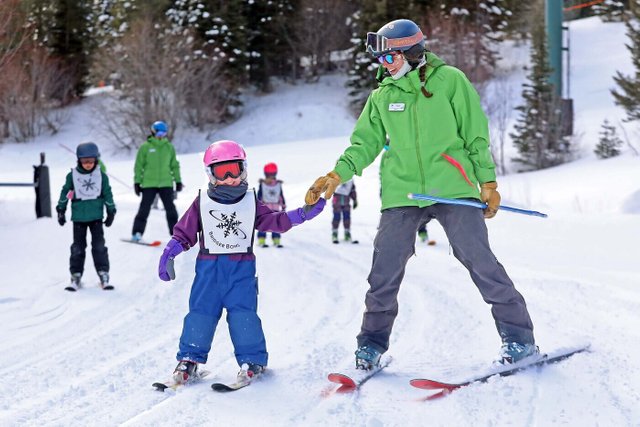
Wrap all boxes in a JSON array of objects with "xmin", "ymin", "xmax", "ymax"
[{"xmin": 172, "ymin": 194, "xmax": 293, "ymax": 260}]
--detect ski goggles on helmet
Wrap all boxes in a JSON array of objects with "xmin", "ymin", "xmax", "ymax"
[
  {"xmin": 155, "ymin": 131, "xmax": 167, "ymax": 138},
  {"xmin": 366, "ymin": 31, "xmax": 424, "ymax": 56},
  {"xmin": 210, "ymin": 160, "xmax": 244, "ymax": 181}
]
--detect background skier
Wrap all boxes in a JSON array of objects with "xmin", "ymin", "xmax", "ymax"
[
  {"xmin": 131, "ymin": 120, "xmax": 182, "ymax": 241},
  {"xmin": 56, "ymin": 142, "xmax": 116, "ymax": 291},
  {"xmin": 256, "ymin": 162, "xmax": 286, "ymax": 248}
]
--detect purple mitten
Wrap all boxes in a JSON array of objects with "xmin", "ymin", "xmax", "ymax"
[
  {"xmin": 286, "ymin": 198, "xmax": 326, "ymax": 226},
  {"xmin": 158, "ymin": 238, "xmax": 184, "ymax": 281}
]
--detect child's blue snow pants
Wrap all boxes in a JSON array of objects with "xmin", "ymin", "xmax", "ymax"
[{"xmin": 177, "ymin": 256, "xmax": 268, "ymax": 367}]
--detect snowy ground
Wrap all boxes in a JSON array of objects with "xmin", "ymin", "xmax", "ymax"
[{"xmin": 1, "ymin": 17, "xmax": 639, "ymax": 427}]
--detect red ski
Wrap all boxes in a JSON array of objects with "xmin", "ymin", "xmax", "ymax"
[
  {"xmin": 121, "ymin": 238, "xmax": 162, "ymax": 247},
  {"xmin": 411, "ymin": 345, "xmax": 590, "ymax": 400},
  {"xmin": 326, "ymin": 356, "xmax": 392, "ymax": 393}
]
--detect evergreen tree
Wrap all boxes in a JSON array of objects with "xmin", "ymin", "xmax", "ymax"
[
  {"xmin": 594, "ymin": 119, "xmax": 624, "ymax": 159},
  {"xmin": 612, "ymin": 2, "xmax": 640, "ymax": 122},
  {"xmin": 244, "ymin": 0, "xmax": 297, "ymax": 92},
  {"xmin": 166, "ymin": 0, "xmax": 248, "ymax": 119},
  {"xmin": 90, "ymin": 0, "xmax": 138, "ymax": 49},
  {"xmin": 30, "ymin": 0, "xmax": 93, "ymax": 101},
  {"xmin": 509, "ymin": 7, "xmax": 571, "ymax": 171}
]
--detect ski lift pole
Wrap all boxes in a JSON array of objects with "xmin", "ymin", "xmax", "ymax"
[{"xmin": 407, "ymin": 193, "xmax": 548, "ymax": 218}]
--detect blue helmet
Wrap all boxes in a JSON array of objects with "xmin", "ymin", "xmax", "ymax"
[
  {"xmin": 151, "ymin": 121, "xmax": 168, "ymax": 137},
  {"xmin": 76, "ymin": 142, "xmax": 100, "ymax": 159},
  {"xmin": 366, "ymin": 19, "xmax": 425, "ymax": 57}
]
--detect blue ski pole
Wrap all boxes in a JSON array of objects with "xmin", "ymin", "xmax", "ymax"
[{"xmin": 407, "ymin": 193, "xmax": 548, "ymax": 218}]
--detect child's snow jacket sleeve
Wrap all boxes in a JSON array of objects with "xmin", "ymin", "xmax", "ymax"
[
  {"xmin": 172, "ymin": 196, "xmax": 201, "ymax": 249},
  {"xmin": 255, "ymin": 200, "xmax": 293, "ymax": 233},
  {"xmin": 134, "ymin": 144, "xmax": 147, "ymax": 185},
  {"xmin": 56, "ymin": 172, "xmax": 73, "ymax": 212},
  {"xmin": 170, "ymin": 143, "xmax": 182, "ymax": 183},
  {"xmin": 102, "ymin": 173, "xmax": 116, "ymax": 213}
]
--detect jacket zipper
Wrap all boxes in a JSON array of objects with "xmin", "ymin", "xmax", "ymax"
[{"xmin": 413, "ymin": 93, "xmax": 426, "ymax": 195}]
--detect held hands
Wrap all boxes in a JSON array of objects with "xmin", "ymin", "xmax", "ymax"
[
  {"xmin": 104, "ymin": 210, "xmax": 116, "ymax": 227},
  {"xmin": 480, "ymin": 181, "xmax": 500, "ymax": 219},
  {"xmin": 286, "ymin": 198, "xmax": 327, "ymax": 226},
  {"xmin": 56, "ymin": 208, "xmax": 66, "ymax": 226},
  {"xmin": 158, "ymin": 238, "xmax": 184, "ymax": 281},
  {"xmin": 305, "ymin": 171, "xmax": 341, "ymax": 205},
  {"xmin": 134, "ymin": 183, "xmax": 142, "ymax": 196}
]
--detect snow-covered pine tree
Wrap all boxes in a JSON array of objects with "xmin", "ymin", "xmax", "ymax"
[
  {"xmin": 612, "ymin": 1, "xmax": 640, "ymax": 122},
  {"xmin": 29, "ymin": 0, "xmax": 93, "ymax": 101},
  {"xmin": 594, "ymin": 119, "xmax": 624, "ymax": 159},
  {"xmin": 166, "ymin": 0, "xmax": 248, "ymax": 121},
  {"xmin": 89, "ymin": 0, "xmax": 137, "ymax": 49},
  {"xmin": 244, "ymin": 0, "xmax": 297, "ymax": 93},
  {"xmin": 509, "ymin": 5, "xmax": 571, "ymax": 171}
]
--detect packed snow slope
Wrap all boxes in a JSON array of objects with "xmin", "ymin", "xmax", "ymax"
[{"xmin": 1, "ymin": 17, "xmax": 639, "ymax": 427}]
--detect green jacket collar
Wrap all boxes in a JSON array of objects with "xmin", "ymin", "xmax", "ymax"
[
  {"xmin": 377, "ymin": 51, "xmax": 447, "ymax": 93},
  {"xmin": 147, "ymin": 136, "xmax": 169, "ymax": 146}
]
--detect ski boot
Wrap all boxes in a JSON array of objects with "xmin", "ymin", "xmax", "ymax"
[
  {"xmin": 344, "ymin": 230, "xmax": 352, "ymax": 242},
  {"xmin": 498, "ymin": 342, "xmax": 539, "ymax": 364},
  {"xmin": 65, "ymin": 273, "xmax": 82, "ymax": 292},
  {"xmin": 236, "ymin": 362, "xmax": 265, "ymax": 384},
  {"xmin": 98, "ymin": 271, "xmax": 114, "ymax": 290},
  {"xmin": 355, "ymin": 345, "xmax": 382, "ymax": 371},
  {"xmin": 258, "ymin": 237, "xmax": 268, "ymax": 248},
  {"xmin": 272, "ymin": 237, "xmax": 283, "ymax": 248},
  {"xmin": 131, "ymin": 232, "xmax": 142, "ymax": 242},
  {"xmin": 332, "ymin": 230, "xmax": 339, "ymax": 244},
  {"xmin": 173, "ymin": 360, "xmax": 199, "ymax": 385}
]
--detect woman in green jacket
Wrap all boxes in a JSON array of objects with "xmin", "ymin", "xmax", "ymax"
[
  {"xmin": 131, "ymin": 121, "xmax": 183, "ymax": 241},
  {"xmin": 305, "ymin": 19, "xmax": 536, "ymax": 370}
]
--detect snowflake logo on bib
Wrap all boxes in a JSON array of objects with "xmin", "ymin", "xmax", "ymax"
[
  {"xmin": 215, "ymin": 212, "xmax": 243, "ymax": 238},
  {"xmin": 80, "ymin": 178, "xmax": 96, "ymax": 192}
]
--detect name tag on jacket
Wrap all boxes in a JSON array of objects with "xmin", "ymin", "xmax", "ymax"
[{"xmin": 388, "ymin": 103, "xmax": 405, "ymax": 112}]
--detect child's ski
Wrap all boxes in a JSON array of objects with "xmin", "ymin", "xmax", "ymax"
[
  {"xmin": 152, "ymin": 370, "xmax": 210, "ymax": 392},
  {"xmin": 120, "ymin": 238, "xmax": 162, "ymax": 247},
  {"xmin": 211, "ymin": 368, "xmax": 264, "ymax": 393}
]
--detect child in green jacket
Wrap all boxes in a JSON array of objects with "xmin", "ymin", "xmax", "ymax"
[{"xmin": 56, "ymin": 142, "xmax": 116, "ymax": 291}]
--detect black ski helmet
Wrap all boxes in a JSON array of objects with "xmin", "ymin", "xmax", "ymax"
[
  {"xmin": 366, "ymin": 19, "xmax": 425, "ymax": 58},
  {"xmin": 76, "ymin": 142, "xmax": 100, "ymax": 159}
]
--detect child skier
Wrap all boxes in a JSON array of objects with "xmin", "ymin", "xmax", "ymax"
[
  {"xmin": 157, "ymin": 140, "xmax": 325, "ymax": 386},
  {"xmin": 56, "ymin": 142, "xmax": 116, "ymax": 291},
  {"xmin": 417, "ymin": 222, "xmax": 436, "ymax": 245},
  {"xmin": 331, "ymin": 179, "xmax": 357, "ymax": 244},
  {"xmin": 256, "ymin": 162, "xmax": 286, "ymax": 248}
]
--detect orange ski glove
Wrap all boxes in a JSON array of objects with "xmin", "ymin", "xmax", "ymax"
[
  {"xmin": 480, "ymin": 181, "xmax": 501, "ymax": 219},
  {"xmin": 305, "ymin": 171, "xmax": 341, "ymax": 205}
]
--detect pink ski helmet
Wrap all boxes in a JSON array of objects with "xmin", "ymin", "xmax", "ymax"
[{"xmin": 203, "ymin": 140, "xmax": 248, "ymax": 184}]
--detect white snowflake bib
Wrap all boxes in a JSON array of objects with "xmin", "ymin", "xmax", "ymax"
[
  {"xmin": 199, "ymin": 188, "xmax": 257, "ymax": 254},
  {"xmin": 334, "ymin": 180, "xmax": 354, "ymax": 197},
  {"xmin": 71, "ymin": 168, "xmax": 102, "ymax": 200},
  {"xmin": 259, "ymin": 181, "xmax": 283, "ymax": 211}
]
